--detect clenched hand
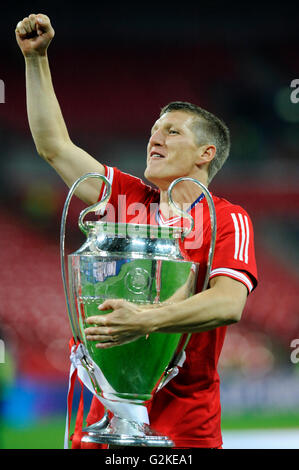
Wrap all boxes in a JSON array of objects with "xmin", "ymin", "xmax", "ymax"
[{"xmin": 15, "ymin": 13, "xmax": 54, "ymax": 57}]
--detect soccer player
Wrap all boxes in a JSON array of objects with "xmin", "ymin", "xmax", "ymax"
[{"xmin": 16, "ymin": 14, "xmax": 258, "ymax": 449}]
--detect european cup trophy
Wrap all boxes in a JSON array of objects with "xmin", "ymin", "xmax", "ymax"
[{"xmin": 60, "ymin": 173, "xmax": 216, "ymax": 447}]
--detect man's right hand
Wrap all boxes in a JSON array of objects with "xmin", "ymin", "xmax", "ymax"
[{"xmin": 15, "ymin": 13, "xmax": 54, "ymax": 57}]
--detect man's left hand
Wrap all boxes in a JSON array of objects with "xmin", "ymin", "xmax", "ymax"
[{"xmin": 84, "ymin": 299, "xmax": 151, "ymax": 348}]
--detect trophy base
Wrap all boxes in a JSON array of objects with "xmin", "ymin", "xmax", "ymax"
[{"xmin": 81, "ymin": 415, "xmax": 174, "ymax": 447}]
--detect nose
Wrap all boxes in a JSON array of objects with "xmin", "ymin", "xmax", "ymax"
[{"xmin": 149, "ymin": 128, "xmax": 164, "ymax": 147}]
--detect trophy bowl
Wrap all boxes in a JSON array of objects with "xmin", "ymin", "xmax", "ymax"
[{"xmin": 60, "ymin": 174, "xmax": 216, "ymax": 447}]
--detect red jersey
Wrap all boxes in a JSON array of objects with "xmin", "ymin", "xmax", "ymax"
[{"xmin": 85, "ymin": 165, "xmax": 258, "ymax": 448}]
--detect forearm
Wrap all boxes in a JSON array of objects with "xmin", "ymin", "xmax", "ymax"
[
  {"xmin": 25, "ymin": 54, "xmax": 70, "ymax": 158},
  {"xmin": 146, "ymin": 284, "xmax": 245, "ymax": 334},
  {"xmin": 85, "ymin": 277, "xmax": 247, "ymax": 348}
]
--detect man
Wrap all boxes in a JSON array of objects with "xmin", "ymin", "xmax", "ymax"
[{"xmin": 15, "ymin": 14, "xmax": 258, "ymax": 449}]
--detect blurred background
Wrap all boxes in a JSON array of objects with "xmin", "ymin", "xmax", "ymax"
[{"xmin": 0, "ymin": 0, "xmax": 299, "ymax": 449}]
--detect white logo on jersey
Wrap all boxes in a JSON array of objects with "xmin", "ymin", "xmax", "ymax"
[{"xmin": 231, "ymin": 213, "xmax": 250, "ymax": 264}]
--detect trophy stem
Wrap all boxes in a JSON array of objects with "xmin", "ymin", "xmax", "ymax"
[{"xmin": 81, "ymin": 415, "xmax": 174, "ymax": 447}]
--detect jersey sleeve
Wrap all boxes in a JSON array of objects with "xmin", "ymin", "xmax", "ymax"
[
  {"xmin": 97, "ymin": 165, "xmax": 158, "ymax": 221},
  {"xmin": 209, "ymin": 205, "xmax": 258, "ymax": 293}
]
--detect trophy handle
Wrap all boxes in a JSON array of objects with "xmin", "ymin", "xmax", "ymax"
[
  {"xmin": 60, "ymin": 173, "xmax": 112, "ymax": 341},
  {"xmin": 159, "ymin": 177, "xmax": 217, "ymax": 385},
  {"xmin": 78, "ymin": 175, "xmax": 112, "ymax": 235},
  {"xmin": 167, "ymin": 176, "xmax": 217, "ymax": 291}
]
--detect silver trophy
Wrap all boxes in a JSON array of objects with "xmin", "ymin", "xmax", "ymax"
[{"xmin": 60, "ymin": 173, "xmax": 216, "ymax": 447}]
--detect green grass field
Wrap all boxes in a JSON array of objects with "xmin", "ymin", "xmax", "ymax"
[{"xmin": 1, "ymin": 411, "xmax": 299, "ymax": 449}]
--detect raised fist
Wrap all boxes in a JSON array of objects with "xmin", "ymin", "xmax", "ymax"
[{"xmin": 15, "ymin": 13, "xmax": 55, "ymax": 57}]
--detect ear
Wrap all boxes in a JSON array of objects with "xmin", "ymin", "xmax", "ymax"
[{"xmin": 195, "ymin": 144, "xmax": 216, "ymax": 166}]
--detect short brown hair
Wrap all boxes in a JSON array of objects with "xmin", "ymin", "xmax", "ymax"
[{"xmin": 160, "ymin": 101, "xmax": 230, "ymax": 184}]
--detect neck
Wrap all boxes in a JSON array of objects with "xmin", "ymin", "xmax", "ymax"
[{"xmin": 158, "ymin": 171, "xmax": 208, "ymax": 219}]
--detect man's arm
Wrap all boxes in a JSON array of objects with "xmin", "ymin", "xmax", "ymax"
[
  {"xmin": 84, "ymin": 276, "xmax": 248, "ymax": 348},
  {"xmin": 15, "ymin": 13, "xmax": 104, "ymax": 205}
]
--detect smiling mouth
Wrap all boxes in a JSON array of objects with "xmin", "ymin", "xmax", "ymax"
[{"xmin": 150, "ymin": 153, "xmax": 165, "ymax": 159}]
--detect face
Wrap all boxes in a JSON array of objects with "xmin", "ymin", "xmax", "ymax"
[{"xmin": 144, "ymin": 110, "xmax": 202, "ymax": 188}]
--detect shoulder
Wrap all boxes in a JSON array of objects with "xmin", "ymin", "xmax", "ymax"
[
  {"xmin": 212, "ymin": 194, "xmax": 252, "ymax": 223},
  {"xmin": 113, "ymin": 166, "xmax": 154, "ymax": 188},
  {"xmin": 212, "ymin": 194, "xmax": 248, "ymax": 213},
  {"xmin": 210, "ymin": 194, "xmax": 256, "ymax": 243},
  {"xmin": 209, "ymin": 194, "xmax": 258, "ymax": 291},
  {"xmin": 106, "ymin": 165, "xmax": 158, "ymax": 198}
]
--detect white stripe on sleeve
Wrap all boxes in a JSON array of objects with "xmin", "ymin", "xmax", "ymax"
[
  {"xmin": 231, "ymin": 212, "xmax": 249, "ymax": 265},
  {"xmin": 102, "ymin": 166, "xmax": 114, "ymax": 200},
  {"xmin": 96, "ymin": 166, "xmax": 114, "ymax": 215},
  {"xmin": 231, "ymin": 213, "xmax": 240, "ymax": 261},
  {"xmin": 238, "ymin": 213, "xmax": 246, "ymax": 262},
  {"xmin": 244, "ymin": 215, "xmax": 250, "ymax": 264},
  {"xmin": 210, "ymin": 267, "xmax": 253, "ymax": 292}
]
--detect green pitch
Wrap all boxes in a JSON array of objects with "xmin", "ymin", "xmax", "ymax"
[{"xmin": 1, "ymin": 411, "xmax": 299, "ymax": 449}]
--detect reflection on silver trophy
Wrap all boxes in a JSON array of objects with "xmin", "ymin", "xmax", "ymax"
[{"xmin": 60, "ymin": 173, "xmax": 216, "ymax": 447}]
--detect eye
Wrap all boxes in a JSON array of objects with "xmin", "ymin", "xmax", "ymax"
[{"xmin": 169, "ymin": 129, "xmax": 179, "ymax": 134}]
